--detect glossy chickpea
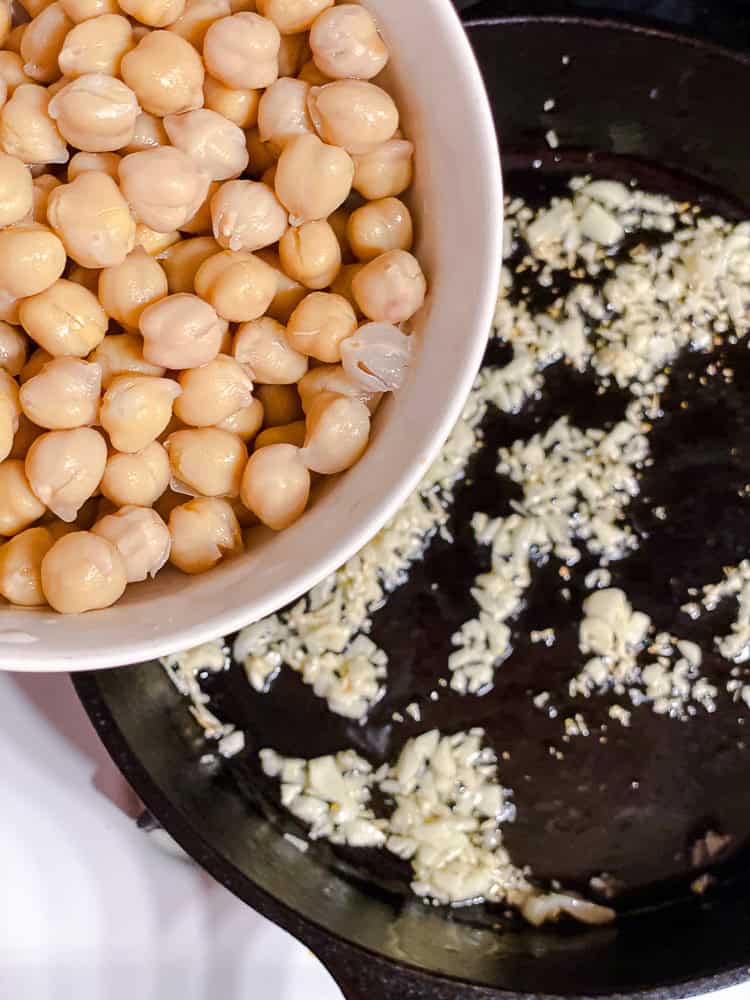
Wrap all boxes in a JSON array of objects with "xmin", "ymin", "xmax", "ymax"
[
  {"xmin": 0, "ymin": 323, "xmax": 27, "ymax": 377},
  {"xmin": 279, "ymin": 219, "xmax": 341, "ymax": 290},
  {"xmin": 0, "ymin": 525, "xmax": 54, "ymax": 605},
  {"xmin": 119, "ymin": 0, "xmax": 185, "ymax": 28},
  {"xmin": 57, "ymin": 13, "xmax": 134, "ymax": 78},
  {"xmin": 119, "ymin": 147, "xmax": 210, "ymax": 234},
  {"xmin": 0, "ymin": 368, "xmax": 20, "ymax": 462},
  {"xmin": 93, "ymin": 505, "xmax": 171, "ymax": 581},
  {"xmin": 0, "ymin": 83, "xmax": 69, "ymax": 164},
  {"xmin": 194, "ymin": 249, "xmax": 276, "ymax": 322},
  {"xmin": 21, "ymin": 3, "xmax": 73, "ymax": 84},
  {"xmin": 352, "ymin": 249, "xmax": 426, "ymax": 324},
  {"xmin": 254, "ymin": 382, "xmax": 301, "ymax": 426},
  {"xmin": 274, "ymin": 133, "xmax": 352, "ymax": 226},
  {"xmin": 0, "ymin": 153, "xmax": 32, "ymax": 227},
  {"xmin": 175, "ymin": 179, "xmax": 216, "ymax": 237},
  {"xmin": 20, "ymin": 356, "xmax": 101, "ymax": 429},
  {"xmin": 134, "ymin": 223, "xmax": 181, "ymax": 255},
  {"xmin": 256, "ymin": 0, "xmax": 331, "ymax": 34},
  {"xmin": 253, "ymin": 418, "xmax": 304, "ymax": 449},
  {"xmin": 240, "ymin": 441, "xmax": 308, "ymax": 530},
  {"xmin": 121, "ymin": 30, "xmax": 204, "ymax": 116},
  {"xmin": 203, "ymin": 73, "xmax": 258, "ymax": 127},
  {"xmin": 210, "ymin": 179, "xmax": 287, "ymax": 253},
  {"xmin": 0, "ymin": 52, "xmax": 32, "ymax": 94},
  {"xmin": 90, "ymin": 332, "xmax": 166, "ymax": 387},
  {"xmin": 347, "ymin": 197, "xmax": 413, "ymax": 262},
  {"xmin": 100, "ymin": 374, "xmax": 182, "ymax": 452},
  {"xmin": 244, "ymin": 124, "xmax": 277, "ymax": 177},
  {"xmin": 164, "ymin": 107, "xmax": 248, "ymax": 181},
  {"xmin": 47, "ymin": 172, "xmax": 135, "ymax": 268},
  {"xmin": 67, "ymin": 150, "xmax": 121, "ymax": 181},
  {"xmin": 297, "ymin": 57, "xmax": 328, "ymax": 86},
  {"xmin": 352, "ymin": 138, "xmax": 414, "ymax": 201},
  {"xmin": 28, "ymin": 174, "xmax": 61, "ymax": 225},
  {"xmin": 173, "ymin": 353, "xmax": 254, "ymax": 426},
  {"xmin": 301, "ymin": 390, "xmax": 369, "ymax": 474},
  {"xmin": 216, "ymin": 396, "xmax": 262, "ymax": 440},
  {"xmin": 140, "ymin": 293, "xmax": 227, "ymax": 369},
  {"xmin": 327, "ymin": 261, "xmax": 362, "ymax": 313},
  {"xmin": 255, "ymin": 246, "xmax": 305, "ymax": 323},
  {"xmin": 19, "ymin": 347, "xmax": 52, "ymax": 385},
  {"xmin": 286, "ymin": 291, "xmax": 356, "ymax": 363},
  {"xmin": 0, "ymin": 459, "xmax": 47, "ymax": 535},
  {"xmin": 97, "ymin": 247, "xmax": 167, "ymax": 330},
  {"xmin": 308, "ymin": 80, "xmax": 398, "ymax": 155},
  {"xmin": 41, "ymin": 530, "xmax": 127, "ymax": 612},
  {"xmin": 168, "ymin": 495, "xmax": 242, "ymax": 573},
  {"xmin": 120, "ymin": 110, "xmax": 168, "ymax": 153},
  {"xmin": 0, "ymin": 224, "xmax": 66, "ymax": 309},
  {"xmin": 19, "ymin": 278, "xmax": 108, "ymax": 356},
  {"xmin": 60, "ymin": 0, "xmax": 119, "ymax": 22},
  {"xmin": 161, "ymin": 235, "xmax": 219, "ymax": 293},
  {"xmin": 309, "ymin": 4, "xmax": 387, "ymax": 80},
  {"xmin": 48, "ymin": 73, "xmax": 140, "ymax": 151},
  {"xmin": 233, "ymin": 316, "xmax": 307, "ymax": 384},
  {"xmin": 166, "ymin": 426, "xmax": 246, "ymax": 496},
  {"xmin": 203, "ymin": 11, "xmax": 279, "ymax": 90},
  {"xmin": 168, "ymin": 0, "xmax": 230, "ymax": 48},
  {"xmin": 25, "ymin": 427, "xmax": 107, "ymax": 521},
  {"xmin": 257, "ymin": 76, "xmax": 312, "ymax": 151},
  {"xmin": 100, "ymin": 439, "xmax": 170, "ymax": 506}
]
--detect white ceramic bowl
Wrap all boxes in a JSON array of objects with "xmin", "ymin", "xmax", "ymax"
[{"xmin": 2, "ymin": 0, "xmax": 502, "ymax": 672}]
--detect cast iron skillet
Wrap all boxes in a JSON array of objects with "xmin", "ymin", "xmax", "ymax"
[{"xmin": 76, "ymin": 6, "xmax": 750, "ymax": 999}]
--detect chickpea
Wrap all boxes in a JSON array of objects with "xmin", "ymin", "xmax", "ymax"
[
  {"xmin": 61, "ymin": 0, "xmax": 118, "ymax": 20},
  {"xmin": 161, "ymin": 235, "xmax": 219, "ymax": 293},
  {"xmin": 297, "ymin": 58, "xmax": 328, "ymax": 87},
  {"xmin": 257, "ymin": 76, "xmax": 312, "ymax": 151},
  {"xmin": 19, "ymin": 278, "xmax": 108, "ymax": 356},
  {"xmin": 121, "ymin": 30, "xmax": 204, "ymax": 116},
  {"xmin": 0, "ymin": 83, "xmax": 69, "ymax": 164},
  {"xmin": 309, "ymin": 4, "xmax": 387, "ymax": 81},
  {"xmin": 97, "ymin": 247, "xmax": 167, "ymax": 331},
  {"xmin": 233, "ymin": 316, "xmax": 306, "ymax": 384},
  {"xmin": 274, "ymin": 133, "xmax": 352, "ymax": 226},
  {"xmin": 0, "ymin": 52, "xmax": 32, "ymax": 94},
  {"xmin": 173, "ymin": 353, "xmax": 254, "ymax": 426},
  {"xmin": 286, "ymin": 291, "xmax": 356, "ymax": 363},
  {"xmin": 20, "ymin": 356, "xmax": 101, "ymax": 429},
  {"xmin": 166, "ymin": 426, "xmax": 246, "ymax": 496},
  {"xmin": 254, "ymin": 418, "xmax": 304, "ymax": 449},
  {"xmin": 140, "ymin": 292, "xmax": 227, "ymax": 368},
  {"xmin": 164, "ymin": 108, "xmax": 248, "ymax": 181},
  {"xmin": 327, "ymin": 205, "xmax": 351, "ymax": 257},
  {"xmin": 194, "ymin": 249, "xmax": 276, "ymax": 322},
  {"xmin": 90, "ymin": 332, "xmax": 164, "ymax": 387},
  {"xmin": 9, "ymin": 414, "xmax": 43, "ymax": 460},
  {"xmin": 301, "ymin": 390, "xmax": 368, "ymax": 474},
  {"xmin": 119, "ymin": 0, "xmax": 185, "ymax": 28},
  {"xmin": 100, "ymin": 373, "xmax": 181, "ymax": 452},
  {"xmin": 29, "ymin": 173, "xmax": 61, "ymax": 225},
  {"xmin": 173, "ymin": 180, "xmax": 214, "ymax": 238},
  {"xmin": 256, "ymin": 0, "xmax": 331, "ymax": 34},
  {"xmin": 0, "ymin": 1, "xmax": 10, "ymax": 50},
  {"xmin": 0, "ymin": 225, "xmax": 66, "ymax": 309},
  {"xmin": 210, "ymin": 179, "xmax": 287, "ymax": 253},
  {"xmin": 48, "ymin": 73, "xmax": 139, "ymax": 151},
  {"xmin": 169, "ymin": 0, "xmax": 230, "ymax": 48},
  {"xmin": 46, "ymin": 75, "xmax": 70, "ymax": 99},
  {"xmin": 100, "ymin": 440, "xmax": 169, "ymax": 508},
  {"xmin": 19, "ymin": 347, "xmax": 52, "ymax": 384},
  {"xmin": 203, "ymin": 11, "xmax": 279, "ymax": 90},
  {"xmin": 134, "ymin": 222, "xmax": 181, "ymax": 255},
  {"xmin": 0, "ymin": 323, "xmax": 27, "ymax": 376},
  {"xmin": 118, "ymin": 147, "xmax": 210, "ymax": 236},
  {"xmin": 168, "ymin": 495, "xmax": 242, "ymax": 573},
  {"xmin": 278, "ymin": 31, "xmax": 306, "ymax": 74},
  {"xmin": 298, "ymin": 363, "xmax": 380, "ymax": 416},
  {"xmin": 47, "ymin": 172, "xmax": 135, "ymax": 268},
  {"xmin": 203, "ymin": 74, "xmax": 258, "ymax": 128},
  {"xmin": 25, "ymin": 427, "xmax": 107, "ymax": 521},
  {"xmin": 254, "ymin": 382, "xmax": 300, "ymax": 426},
  {"xmin": 308, "ymin": 80, "xmax": 397, "ymax": 155},
  {"xmin": 351, "ymin": 249, "xmax": 426, "ymax": 324},
  {"xmin": 21, "ymin": 3, "xmax": 73, "ymax": 84},
  {"xmin": 93, "ymin": 505, "xmax": 171, "ymax": 581},
  {"xmin": 245, "ymin": 124, "xmax": 277, "ymax": 177},
  {"xmin": 58, "ymin": 14, "xmax": 133, "ymax": 79},
  {"xmin": 120, "ymin": 109, "xmax": 168, "ymax": 153},
  {"xmin": 0, "ymin": 153, "xmax": 32, "ymax": 228},
  {"xmin": 0, "ymin": 459, "xmax": 47, "ymax": 535},
  {"xmin": 5, "ymin": 25, "xmax": 27, "ymax": 57},
  {"xmin": 253, "ymin": 248, "xmax": 304, "ymax": 325},
  {"xmin": 0, "ymin": 525, "xmax": 54, "ymax": 605},
  {"xmin": 41, "ymin": 530, "xmax": 127, "ymax": 612},
  {"xmin": 67, "ymin": 150, "xmax": 121, "ymax": 181},
  {"xmin": 352, "ymin": 137, "xmax": 413, "ymax": 201},
  {"xmin": 240, "ymin": 441, "xmax": 308, "ymax": 530},
  {"xmin": 0, "ymin": 368, "xmax": 20, "ymax": 462},
  {"xmin": 279, "ymin": 219, "xmax": 341, "ymax": 290},
  {"xmin": 0, "ymin": 298, "xmax": 21, "ymax": 326},
  {"xmin": 216, "ymin": 396, "xmax": 262, "ymax": 439},
  {"xmin": 260, "ymin": 162, "xmax": 276, "ymax": 188},
  {"xmin": 346, "ymin": 197, "xmax": 412, "ymax": 263}
]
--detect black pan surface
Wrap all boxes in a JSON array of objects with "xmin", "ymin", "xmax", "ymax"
[{"xmin": 76, "ymin": 11, "xmax": 750, "ymax": 1000}]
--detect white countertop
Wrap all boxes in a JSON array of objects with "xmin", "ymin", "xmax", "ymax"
[{"xmin": 1, "ymin": 669, "xmax": 749, "ymax": 1000}]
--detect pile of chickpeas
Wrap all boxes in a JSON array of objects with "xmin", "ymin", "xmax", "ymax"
[{"xmin": 0, "ymin": 0, "xmax": 427, "ymax": 614}]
